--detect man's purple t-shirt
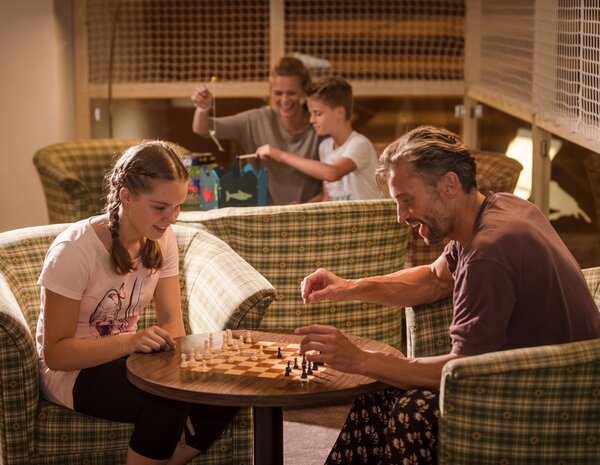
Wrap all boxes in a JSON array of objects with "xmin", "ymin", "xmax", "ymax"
[{"xmin": 444, "ymin": 192, "xmax": 600, "ymax": 356}]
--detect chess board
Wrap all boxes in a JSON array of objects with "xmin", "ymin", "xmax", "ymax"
[{"xmin": 180, "ymin": 334, "xmax": 327, "ymax": 382}]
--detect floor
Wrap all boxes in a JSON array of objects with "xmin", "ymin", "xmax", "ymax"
[{"xmin": 283, "ymin": 403, "xmax": 351, "ymax": 465}]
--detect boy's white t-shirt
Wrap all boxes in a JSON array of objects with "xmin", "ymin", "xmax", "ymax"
[
  {"xmin": 35, "ymin": 218, "xmax": 179, "ymax": 409},
  {"xmin": 319, "ymin": 131, "xmax": 381, "ymax": 201}
]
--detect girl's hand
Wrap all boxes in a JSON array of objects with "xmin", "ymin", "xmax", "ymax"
[{"xmin": 130, "ymin": 326, "xmax": 175, "ymax": 353}]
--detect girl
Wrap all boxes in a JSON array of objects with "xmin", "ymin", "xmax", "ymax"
[{"xmin": 36, "ymin": 141, "xmax": 237, "ymax": 465}]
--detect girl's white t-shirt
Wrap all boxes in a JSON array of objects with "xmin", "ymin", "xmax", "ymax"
[
  {"xmin": 319, "ymin": 131, "xmax": 381, "ymax": 201},
  {"xmin": 35, "ymin": 218, "xmax": 179, "ymax": 409}
]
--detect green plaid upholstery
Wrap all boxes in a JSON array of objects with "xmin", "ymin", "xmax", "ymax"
[
  {"xmin": 408, "ymin": 266, "xmax": 600, "ymax": 464},
  {"xmin": 439, "ymin": 337, "xmax": 600, "ymax": 465},
  {"xmin": 178, "ymin": 199, "xmax": 410, "ymax": 349},
  {"xmin": 405, "ymin": 150, "xmax": 523, "ymax": 268},
  {"xmin": 405, "ymin": 295, "xmax": 454, "ymax": 358},
  {"xmin": 33, "ymin": 139, "xmax": 190, "ymax": 224},
  {"xmin": 0, "ymin": 223, "xmax": 276, "ymax": 464}
]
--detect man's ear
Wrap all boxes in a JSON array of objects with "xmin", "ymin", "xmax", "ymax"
[
  {"xmin": 336, "ymin": 106, "xmax": 346, "ymax": 120},
  {"xmin": 440, "ymin": 172, "xmax": 460, "ymax": 197}
]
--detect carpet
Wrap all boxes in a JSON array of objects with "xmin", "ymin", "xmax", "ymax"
[{"xmin": 283, "ymin": 403, "xmax": 351, "ymax": 465}]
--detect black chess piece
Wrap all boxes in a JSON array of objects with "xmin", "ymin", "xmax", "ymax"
[
  {"xmin": 312, "ymin": 361, "xmax": 318, "ymax": 371},
  {"xmin": 301, "ymin": 354, "xmax": 307, "ymax": 367},
  {"xmin": 300, "ymin": 365, "xmax": 307, "ymax": 379},
  {"xmin": 293, "ymin": 357, "xmax": 299, "ymax": 369},
  {"xmin": 276, "ymin": 347, "xmax": 282, "ymax": 359},
  {"xmin": 307, "ymin": 364, "xmax": 313, "ymax": 375},
  {"xmin": 284, "ymin": 361, "xmax": 291, "ymax": 377}
]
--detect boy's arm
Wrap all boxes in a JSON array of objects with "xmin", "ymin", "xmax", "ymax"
[{"xmin": 256, "ymin": 144, "xmax": 356, "ymax": 182}]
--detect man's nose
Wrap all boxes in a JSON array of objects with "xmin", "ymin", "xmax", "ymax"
[{"xmin": 396, "ymin": 205, "xmax": 409, "ymax": 223}]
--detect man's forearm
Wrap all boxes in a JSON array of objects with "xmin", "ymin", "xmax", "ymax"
[{"xmin": 346, "ymin": 265, "xmax": 452, "ymax": 308}]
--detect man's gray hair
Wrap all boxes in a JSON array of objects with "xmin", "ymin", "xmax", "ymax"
[{"xmin": 377, "ymin": 125, "xmax": 477, "ymax": 193}]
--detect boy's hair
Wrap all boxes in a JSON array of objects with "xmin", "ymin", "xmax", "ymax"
[
  {"xmin": 104, "ymin": 140, "xmax": 189, "ymax": 275},
  {"xmin": 377, "ymin": 125, "xmax": 477, "ymax": 193},
  {"xmin": 271, "ymin": 56, "xmax": 312, "ymax": 95},
  {"xmin": 307, "ymin": 76, "xmax": 353, "ymax": 121}
]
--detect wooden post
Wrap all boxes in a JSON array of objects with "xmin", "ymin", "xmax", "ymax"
[{"xmin": 531, "ymin": 125, "xmax": 551, "ymax": 216}]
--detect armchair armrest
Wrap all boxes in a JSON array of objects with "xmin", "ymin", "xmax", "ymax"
[
  {"xmin": 0, "ymin": 276, "xmax": 40, "ymax": 462},
  {"xmin": 180, "ymin": 229, "xmax": 277, "ymax": 334},
  {"xmin": 439, "ymin": 338, "xmax": 600, "ymax": 465},
  {"xmin": 405, "ymin": 295, "xmax": 453, "ymax": 357}
]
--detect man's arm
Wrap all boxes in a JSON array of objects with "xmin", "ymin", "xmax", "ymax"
[
  {"xmin": 296, "ymin": 324, "xmax": 460, "ymax": 389},
  {"xmin": 302, "ymin": 254, "xmax": 453, "ymax": 308}
]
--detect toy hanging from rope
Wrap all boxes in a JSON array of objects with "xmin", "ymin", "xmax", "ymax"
[{"xmin": 208, "ymin": 76, "xmax": 225, "ymax": 152}]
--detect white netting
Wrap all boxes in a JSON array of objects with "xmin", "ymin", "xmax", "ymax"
[
  {"xmin": 86, "ymin": 0, "xmax": 465, "ymax": 85},
  {"xmin": 87, "ymin": 0, "xmax": 270, "ymax": 83},
  {"xmin": 285, "ymin": 0, "xmax": 465, "ymax": 81},
  {"xmin": 467, "ymin": 0, "xmax": 600, "ymax": 142}
]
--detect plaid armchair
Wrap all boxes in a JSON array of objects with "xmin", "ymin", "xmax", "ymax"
[
  {"xmin": 405, "ymin": 150, "xmax": 523, "ymax": 267},
  {"xmin": 404, "ymin": 267, "xmax": 600, "ymax": 464},
  {"xmin": 33, "ymin": 139, "xmax": 190, "ymax": 223},
  {"xmin": 0, "ymin": 223, "xmax": 276, "ymax": 465}
]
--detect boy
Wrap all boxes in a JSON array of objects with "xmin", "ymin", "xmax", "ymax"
[{"xmin": 256, "ymin": 76, "xmax": 381, "ymax": 201}]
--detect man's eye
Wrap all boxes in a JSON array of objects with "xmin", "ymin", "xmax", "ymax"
[{"xmin": 154, "ymin": 206, "xmax": 165, "ymax": 211}]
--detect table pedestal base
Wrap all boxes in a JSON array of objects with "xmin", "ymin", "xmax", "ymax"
[{"xmin": 253, "ymin": 406, "xmax": 283, "ymax": 465}]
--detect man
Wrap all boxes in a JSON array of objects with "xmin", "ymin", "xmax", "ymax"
[{"xmin": 296, "ymin": 125, "xmax": 600, "ymax": 464}]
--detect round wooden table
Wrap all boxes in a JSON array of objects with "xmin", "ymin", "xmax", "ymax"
[{"xmin": 126, "ymin": 330, "xmax": 398, "ymax": 465}]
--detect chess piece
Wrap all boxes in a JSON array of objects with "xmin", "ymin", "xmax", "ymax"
[
  {"xmin": 284, "ymin": 361, "xmax": 291, "ymax": 377},
  {"xmin": 300, "ymin": 365, "xmax": 307, "ymax": 379},
  {"xmin": 180, "ymin": 354, "xmax": 188, "ymax": 368},
  {"xmin": 312, "ymin": 361, "xmax": 318, "ymax": 371},
  {"xmin": 301, "ymin": 354, "xmax": 307, "ymax": 368},
  {"xmin": 293, "ymin": 357, "xmax": 299, "ymax": 369},
  {"xmin": 276, "ymin": 347, "xmax": 282, "ymax": 359},
  {"xmin": 227, "ymin": 355, "xmax": 234, "ymax": 363},
  {"xmin": 250, "ymin": 352, "xmax": 258, "ymax": 361}
]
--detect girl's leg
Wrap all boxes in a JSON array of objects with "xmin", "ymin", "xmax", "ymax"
[{"xmin": 73, "ymin": 358, "xmax": 189, "ymax": 462}]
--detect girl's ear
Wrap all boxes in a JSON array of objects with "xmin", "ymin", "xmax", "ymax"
[{"xmin": 119, "ymin": 187, "xmax": 131, "ymax": 206}]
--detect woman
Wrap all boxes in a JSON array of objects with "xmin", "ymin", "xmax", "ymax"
[
  {"xmin": 36, "ymin": 141, "xmax": 237, "ymax": 465},
  {"xmin": 191, "ymin": 56, "xmax": 322, "ymax": 205}
]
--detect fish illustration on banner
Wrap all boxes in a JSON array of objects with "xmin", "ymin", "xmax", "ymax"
[{"xmin": 198, "ymin": 163, "xmax": 267, "ymax": 210}]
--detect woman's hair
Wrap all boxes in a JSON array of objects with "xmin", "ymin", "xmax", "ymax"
[
  {"xmin": 271, "ymin": 56, "xmax": 312, "ymax": 95},
  {"xmin": 104, "ymin": 141, "xmax": 188, "ymax": 275},
  {"xmin": 377, "ymin": 125, "xmax": 477, "ymax": 193}
]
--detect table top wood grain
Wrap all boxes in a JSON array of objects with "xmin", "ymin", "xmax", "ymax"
[{"xmin": 126, "ymin": 330, "xmax": 397, "ymax": 408}]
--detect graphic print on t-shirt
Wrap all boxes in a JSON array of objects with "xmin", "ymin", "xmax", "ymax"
[{"xmin": 89, "ymin": 278, "xmax": 144, "ymax": 337}]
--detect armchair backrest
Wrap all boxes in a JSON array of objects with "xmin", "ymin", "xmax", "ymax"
[
  {"xmin": 178, "ymin": 199, "xmax": 410, "ymax": 348},
  {"xmin": 33, "ymin": 139, "xmax": 189, "ymax": 223}
]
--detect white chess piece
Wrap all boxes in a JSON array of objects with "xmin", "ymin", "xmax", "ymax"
[{"xmin": 180, "ymin": 354, "xmax": 188, "ymax": 368}]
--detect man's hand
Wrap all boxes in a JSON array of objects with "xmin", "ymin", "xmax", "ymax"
[
  {"xmin": 295, "ymin": 324, "xmax": 363, "ymax": 374},
  {"xmin": 301, "ymin": 268, "xmax": 349, "ymax": 304},
  {"xmin": 256, "ymin": 144, "xmax": 284, "ymax": 162}
]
